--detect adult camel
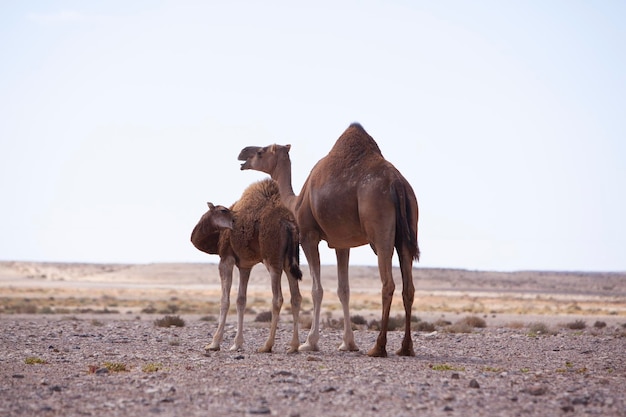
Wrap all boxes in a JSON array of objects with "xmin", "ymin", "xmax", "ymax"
[{"xmin": 238, "ymin": 123, "xmax": 419, "ymax": 357}]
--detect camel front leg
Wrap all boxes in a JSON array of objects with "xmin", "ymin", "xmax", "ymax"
[
  {"xmin": 368, "ymin": 251, "xmax": 395, "ymax": 358},
  {"xmin": 299, "ymin": 238, "xmax": 322, "ymax": 352},
  {"xmin": 205, "ymin": 257, "xmax": 235, "ymax": 351},
  {"xmin": 259, "ymin": 267, "xmax": 283, "ymax": 353},
  {"xmin": 285, "ymin": 268, "xmax": 302, "ymax": 353},
  {"xmin": 336, "ymin": 248, "xmax": 358, "ymax": 352},
  {"xmin": 230, "ymin": 268, "xmax": 251, "ymax": 351}
]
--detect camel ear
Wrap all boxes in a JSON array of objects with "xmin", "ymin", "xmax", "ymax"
[
  {"xmin": 207, "ymin": 202, "xmax": 214, "ymax": 210},
  {"xmin": 285, "ymin": 144, "xmax": 291, "ymax": 152},
  {"xmin": 269, "ymin": 144, "xmax": 277, "ymax": 153}
]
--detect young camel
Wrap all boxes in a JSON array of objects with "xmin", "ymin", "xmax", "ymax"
[
  {"xmin": 190, "ymin": 179, "xmax": 303, "ymax": 353},
  {"xmin": 238, "ymin": 123, "xmax": 419, "ymax": 357}
]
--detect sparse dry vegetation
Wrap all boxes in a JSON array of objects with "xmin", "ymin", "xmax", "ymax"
[
  {"xmin": 566, "ymin": 319, "xmax": 586, "ymax": 330},
  {"xmin": 154, "ymin": 315, "xmax": 185, "ymax": 328},
  {"xmin": 528, "ymin": 322, "xmax": 556, "ymax": 336},
  {"xmin": 142, "ymin": 363, "xmax": 163, "ymax": 372},
  {"xmin": 24, "ymin": 357, "xmax": 47, "ymax": 365},
  {"xmin": 255, "ymin": 311, "xmax": 273, "ymax": 322},
  {"xmin": 103, "ymin": 362, "xmax": 128, "ymax": 372}
]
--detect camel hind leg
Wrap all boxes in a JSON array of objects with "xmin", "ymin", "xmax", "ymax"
[
  {"xmin": 396, "ymin": 246, "xmax": 416, "ymax": 356},
  {"xmin": 258, "ymin": 266, "xmax": 283, "ymax": 353},
  {"xmin": 206, "ymin": 257, "xmax": 235, "ymax": 351},
  {"xmin": 285, "ymin": 266, "xmax": 302, "ymax": 353},
  {"xmin": 298, "ymin": 237, "xmax": 322, "ymax": 352},
  {"xmin": 368, "ymin": 248, "xmax": 395, "ymax": 358},
  {"xmin": 336, "ymin": 248, "xmax": 358, "ymax": 352},
  {"xmin": 230, "ymin": 268, "xmax": 251, "ymax": 351}
]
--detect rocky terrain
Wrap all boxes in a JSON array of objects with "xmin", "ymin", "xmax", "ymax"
[{"xmin": 1, "ymin": 262, "xmax": 625, "ymax": 416}]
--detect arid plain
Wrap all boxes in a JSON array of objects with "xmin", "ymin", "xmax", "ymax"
[{"xmin": 1, "ymin": 261, "xmax": 625, "ymax": 416}]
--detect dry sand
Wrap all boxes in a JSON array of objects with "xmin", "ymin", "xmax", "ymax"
[{"xmin": 1, "ymin": 261, "xmax": 625, "ymax": 416}]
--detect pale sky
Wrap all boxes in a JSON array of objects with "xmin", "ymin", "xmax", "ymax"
[{"xmin": 1, "ymin": 1, "xmax": 625, "ymax": 271}]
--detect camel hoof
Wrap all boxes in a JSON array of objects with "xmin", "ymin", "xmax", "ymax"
[
  {"xmin": 229, "ymin": 344, "xmax": 243, "ymax": 352},
  {"xmin": 257, "ymin": 345, "xmax": 272, "ymax": 353},
  {"xmin": 367, "ymin": 346, "xmax": 387, "ymax": 358},
  {"xmin": 287, "ymin": 346, "xmax": 300, "ymax": 354},
  {"xmin": 338, "ymin": 341, "xmax": 359, "ymax": 352},
  {"xmin": 298, "ymin": 342, "xmax": 319, "ymax": 352},
  {"xmin": 396, "ymin": 347, "xmax": 415, "ymax": 357},
  {"xmin": 205, "ymin": 343, "xmax": 220, "ymax": 352}
]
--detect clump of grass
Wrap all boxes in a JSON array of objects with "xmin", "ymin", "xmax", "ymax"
[
  {"xmin": 199, "ymin": 315, "xmax": 216, "ymax": 322},
  {"xmin": 444, "ymin": 315, "xmax": 486, "ymax": 334},
  {"xmin": 154, "ymin": 315, "xmax": 185, "ymax": 328},
  {"xmin": 142, "ymin": 363, "xmax": 163, "ymax": 372},
  {"xmin": 25, "ymin": 357, "xmax": 47, "ymax": 365},
  {"xmin": 350, "ymin": 315, "xmax": 367, "ymax": 326},
  {"xmin": 158, "ymin": 304, "xmax": 180, "ymax": 315},
  {"xmin": 566, "ymin": 320, "xmax": 586, "ymax": 330},
  {"xmin": 507, "ymin": 321, "xmax": 525, "ymax": 329},
  {"xmin": 254, "ymin": 311, "xmax": 272, "ymax": 323},
  {"xmin": 323, "ymin": 317, "xmax": 344, "ymax": 330},
  {"xmin": 387, "ymin": 315, "xmax": 405, "ymax": 331},
  {"xmin": 413, "ymin": 321, "xmax": 435, "ymax": 332},
  {"xmin": 527, "ymin": 322, "xmax": 555, "ymax": 336},
  {"xmin": 458, "ymin": 315, "xmax": 487, "ymax": 328},
  {"xmin": 445, "ymin": 322, "xmax": 473, "ymax": 334},
  {"xmin": 430, "ymin": 363, "xmax": 465, "ymax": 371},
  {"xmin": 142, "ymin": 305, "xmax": 157, "ymax": 314},
  {"xmin": 103, "ymin": 362, "xmax": 128, "ymax": 372},
  {"xmin": 593, "ymin": 321, "xmax": 607, "ymax": 329},
  {"xmin": 366, "ymin": 315, "xmax": 405, "ymax": 331}
]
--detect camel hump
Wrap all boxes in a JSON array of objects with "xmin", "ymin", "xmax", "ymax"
[
  {"xmin": 329, "ymin": 123, "xmax": 383, "ymax": 162},
  {"xmin": 232, "ymin": 178, "xmax": 281, "ymax": 213}
]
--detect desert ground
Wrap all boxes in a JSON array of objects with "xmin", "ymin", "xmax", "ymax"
[{"xmin": 1, "ymin": 261, "xmax": 625, "ymax": 416}]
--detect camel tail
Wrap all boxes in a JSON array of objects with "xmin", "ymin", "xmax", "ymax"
[
  {"xmin": 284, "ymin": 220, "xmax": 303, "ymax": 280},
  {"xmin": 392, "ymin": 180, "xmax": 420, "ymax": 262}
]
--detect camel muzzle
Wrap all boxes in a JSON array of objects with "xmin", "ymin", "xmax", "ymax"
[{"xmin": 238, "ymin": 146, "xmax": 261, "ymax": 170}]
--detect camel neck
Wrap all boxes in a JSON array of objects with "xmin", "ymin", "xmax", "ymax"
[{"xmin": 272, "ymin": 155, "xmax": 298, "ymax": 213}]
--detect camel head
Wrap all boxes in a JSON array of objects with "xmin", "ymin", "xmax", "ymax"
[
  {"xmin": 206, "ymin": 202, "xmax": 234, "ymax": 230},
  {"xmin": 238, "ymin": 144, "xmax": 291, "ymax": 174}
]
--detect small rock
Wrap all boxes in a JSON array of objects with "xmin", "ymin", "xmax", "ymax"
[
  {"xmin": 95, "ymin": 368, "xmax": 109, "ymax": 375},
  {"xmin": 12, "ymin": 374, "xmax": 25, "ymax": 379},
  {"xmin": 451, "ymin": 373, "xmax": 460, "ymax": 380},
  {"xmin": 306, "ymin": 356, "xmax": 322, "ymax": 362},
  {"xmin": 469, "ymin": 379, "xmax": 480, "ymax": 389},
  {"xmin": 272, "ymin": 370, "xmax": 295, "ymax": 377},
  {"xmin": 523, "ymin": 385, "xmax": 547, "ymax": 396},
  {"xmin": 561, "ymin": 405, "xmax": 575, "ymax": 412},
  {"xmin": 443, "ymin": 405, "xmax": 454, "ymax": 412},
  {"xmin": 248, "ymin": 406, "xmax": 271, "ymax": 415},
  {"xmin": 234, "ymin": 355, "xmax": 245, "ymax": 360}
]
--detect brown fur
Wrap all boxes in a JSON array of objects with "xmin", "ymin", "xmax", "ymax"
[
  {"xmin": 190, "ymin": 179, "xmax": 302, "ymax": 353},
  {"xmin": 239, "ymin": 123, "xmax": 419, "ymax": 357}
]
